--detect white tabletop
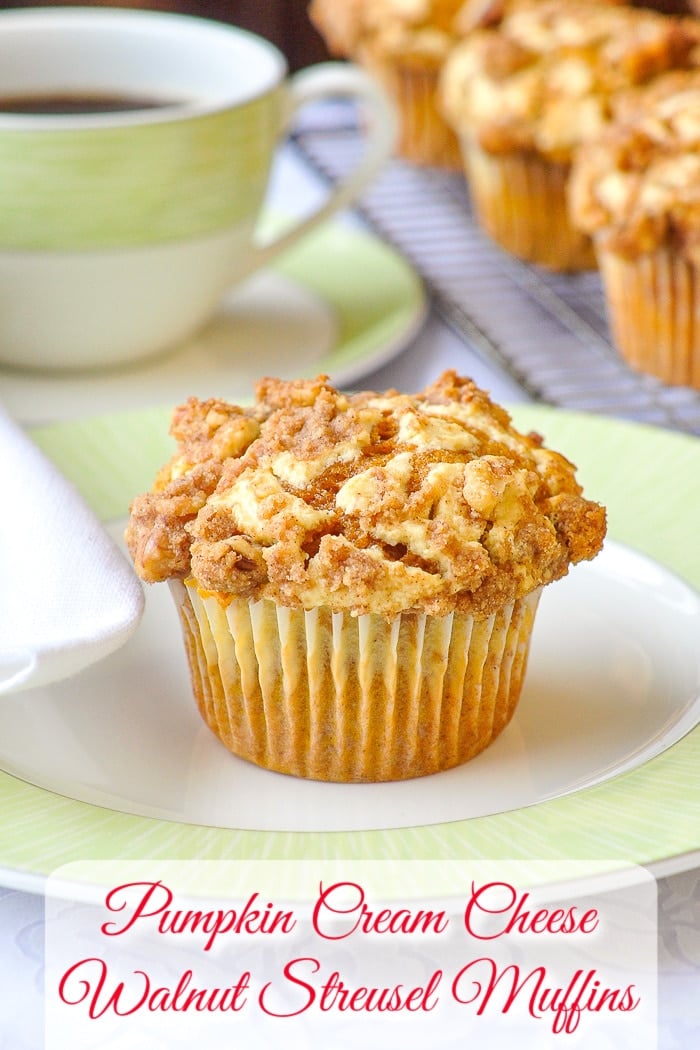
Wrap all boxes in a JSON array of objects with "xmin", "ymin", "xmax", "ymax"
[{"xmin": 1, "ymin": 143, "xmax": 698, "ymax": 1048}]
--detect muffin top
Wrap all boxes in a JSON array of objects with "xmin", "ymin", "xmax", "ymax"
[
  {"xmin": 439, "ymin": 0, "xmax": 700, "ymax": 162},
  {"xmin": 309, "ymin": 0, "xmax": 368, "ymax": 57},
  {"xmin": 454, "ymin": 0, "xmax": 628, "ymax": 35},
  {"xmin": 126, "ymin": 373, "xmax": 605, "ymax": 620},
  {"xmin": 310, "ymin": 0, "xmax": 474, "ymax": 68},
  {"xmin": 569, "ymin": 68, "xmax": 700, "ymax": 259}
]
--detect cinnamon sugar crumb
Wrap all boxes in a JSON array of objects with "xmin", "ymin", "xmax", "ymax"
[{"xmin": 126, "ymin": 373, "xmax": 606, "ymax": 618}]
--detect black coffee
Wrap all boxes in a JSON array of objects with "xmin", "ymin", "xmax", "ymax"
[{"xmin": 0, "ymin": 92, "xmax": 180, "ymax": 115}]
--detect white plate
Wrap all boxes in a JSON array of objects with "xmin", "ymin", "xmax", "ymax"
[{"xmin": 1, "ymin": 535, "xmax": 698, "ymax": 834}]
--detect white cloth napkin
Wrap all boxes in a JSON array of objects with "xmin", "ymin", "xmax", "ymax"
[{"xmin": 0, "ymin": 405, "xmax": 144, "ymax": 695}]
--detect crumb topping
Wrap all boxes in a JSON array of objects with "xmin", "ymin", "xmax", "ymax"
[
  {"xmin": 310, "ymin": 0, "xmax": 475, "ymax": 67},
  {"xmin": 569, "ymin": 69, "xmax": 700, "ymax": 259},
  {"xmin": 439, "ymin": 1, "xmax": 700, "ymax": 162},
  {"xmin": 126, "ymin": 373, "xmax": 606, "ymax": 619}
]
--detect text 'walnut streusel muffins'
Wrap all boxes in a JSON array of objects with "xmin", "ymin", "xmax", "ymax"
[
  {"xmin": 569, "ymin": 68, "xmax": 700, "ymax": 389},
  {"xmin": 439, "ymin": 0, "xmax": 700, "ymax": 270},
  {"xmin": 126, "ymin": 373, "xmax": 606, "ymax": 783}
]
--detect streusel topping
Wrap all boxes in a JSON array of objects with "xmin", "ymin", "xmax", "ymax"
[
  {"xmin": 439, "ymin": 1, "xmax": 700, "ymax": 162},
  {"xmin": 310, "ymin": 0, "xmax": 474, "ymax": 67},
  {"xmin": 569, "ymin": 69, "xmax": 700, "ymax": 259},
  {"xmin": 126, "ymin": 373, "xmax": 606, "ymax": 619}
]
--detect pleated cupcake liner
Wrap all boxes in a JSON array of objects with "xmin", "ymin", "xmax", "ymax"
[
  {"xmin": 171, "ymin": 580, "xmax": 542, "ymax": 783},
  {"xmin": 390, "ymin": 62, "xmax": 463, "ymax": 169},
  {"xmin": 461, "ymin": 139, "xmax": 596, "ymax": 272},
  {"xmin": 357, "ymin": 44, "xmax": 462, "ymax": 170},
  {"xmin": 597, "ymin": 244, "xmax": 700, "ymax": 390}
]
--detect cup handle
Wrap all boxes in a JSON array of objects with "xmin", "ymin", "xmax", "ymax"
[{"xmin": 247, "ymin": 61, "xmax": 398, "ymax": 270}]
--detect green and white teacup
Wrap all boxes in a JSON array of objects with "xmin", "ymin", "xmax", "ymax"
[{"xmin": 0, "ymin": 6, "xmax": 397, "ymax": 370}]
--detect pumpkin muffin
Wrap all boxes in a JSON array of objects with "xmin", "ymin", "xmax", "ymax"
[
  {"xmin": 126, "ymin": 373, "xmax": 606, "ymax": 783},
  {"xmin": 439, "ymin": 0, "xmax": 700, "ymax": 269},
  {"xmin": 570, "ymin": 68, "xmax": 700, "ymax": 388},
  {"xmin": 309, "ymin": 0, "xmax": 471, "ymax": 167}
]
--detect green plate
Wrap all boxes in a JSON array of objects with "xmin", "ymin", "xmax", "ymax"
[{"xmin": 3, "ymin": 404, "xmax": 700, "ymax": 887}]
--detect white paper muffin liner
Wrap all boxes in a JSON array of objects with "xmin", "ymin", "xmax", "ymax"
[
  {"xmin": 171, "ymin": 580, "xmax": 542, "ymax": 783},
  {"xmin": 355, "ymin": 46, "xmax": 461, "ymax": 169},
  {"xmin": 390, "ymin": 61, "xmax": 463, "ymax": 169},
  {"xmin": 597, "ymin": 243, "xmax": 700, "ymax": 390},
  {"xmin": 461, "ymin": 138, "xmax": 596, "ymax": 272}
]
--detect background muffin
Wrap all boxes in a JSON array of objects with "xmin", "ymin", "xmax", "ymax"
[
  {"xmin": 310, "ymin": 0, "xmax": 471, "ymax": 167},
  {"xmin": 439, "ymin": 0, "xmax": 700, "ymax": 270},
  {"xmin": 126, "ymin": 373, "xmax": 606, "ymax": 783},
  {"xmin": 570, "ymin": 68, "xmax": 700, "ymax": 388}
]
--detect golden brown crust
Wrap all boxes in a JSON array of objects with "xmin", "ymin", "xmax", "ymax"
[
  {"xmin": 308, "ymin": 0, "xmax": 368, "ymax": 56},
  {"xmin": 126, "ymin": 373, "xmax": 606, "ymax": 620},
  {"xmin": 439, "ymin": 0, "xmax": 700, "ymax": 163},
  {"xmin": 454, "ymin": 0, "xmax": 630, "ymax": 34},
  {"xmin": 569, "ymin": 68, "xmax": 700, "ymax": 259},
  {"xmin": 310, "ymin": 0, "xmax": 630, "ymax": 62},
  {"xmin": 125, "ymin": 397, "xmax": 264, "ymax": 583},
  {"xmin": 310, "ymin": 0, "xmax": 474, "ymax": 69}
]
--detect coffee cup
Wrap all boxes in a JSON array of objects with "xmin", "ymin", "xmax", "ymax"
[{"xmin": 0, "ymin": 6, "xmax": 397, "ymax": 371}]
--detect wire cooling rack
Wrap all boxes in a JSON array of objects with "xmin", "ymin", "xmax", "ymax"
[{"xmin": 292, "ymin": 108, "xmax": 700, "ymax": 436}]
